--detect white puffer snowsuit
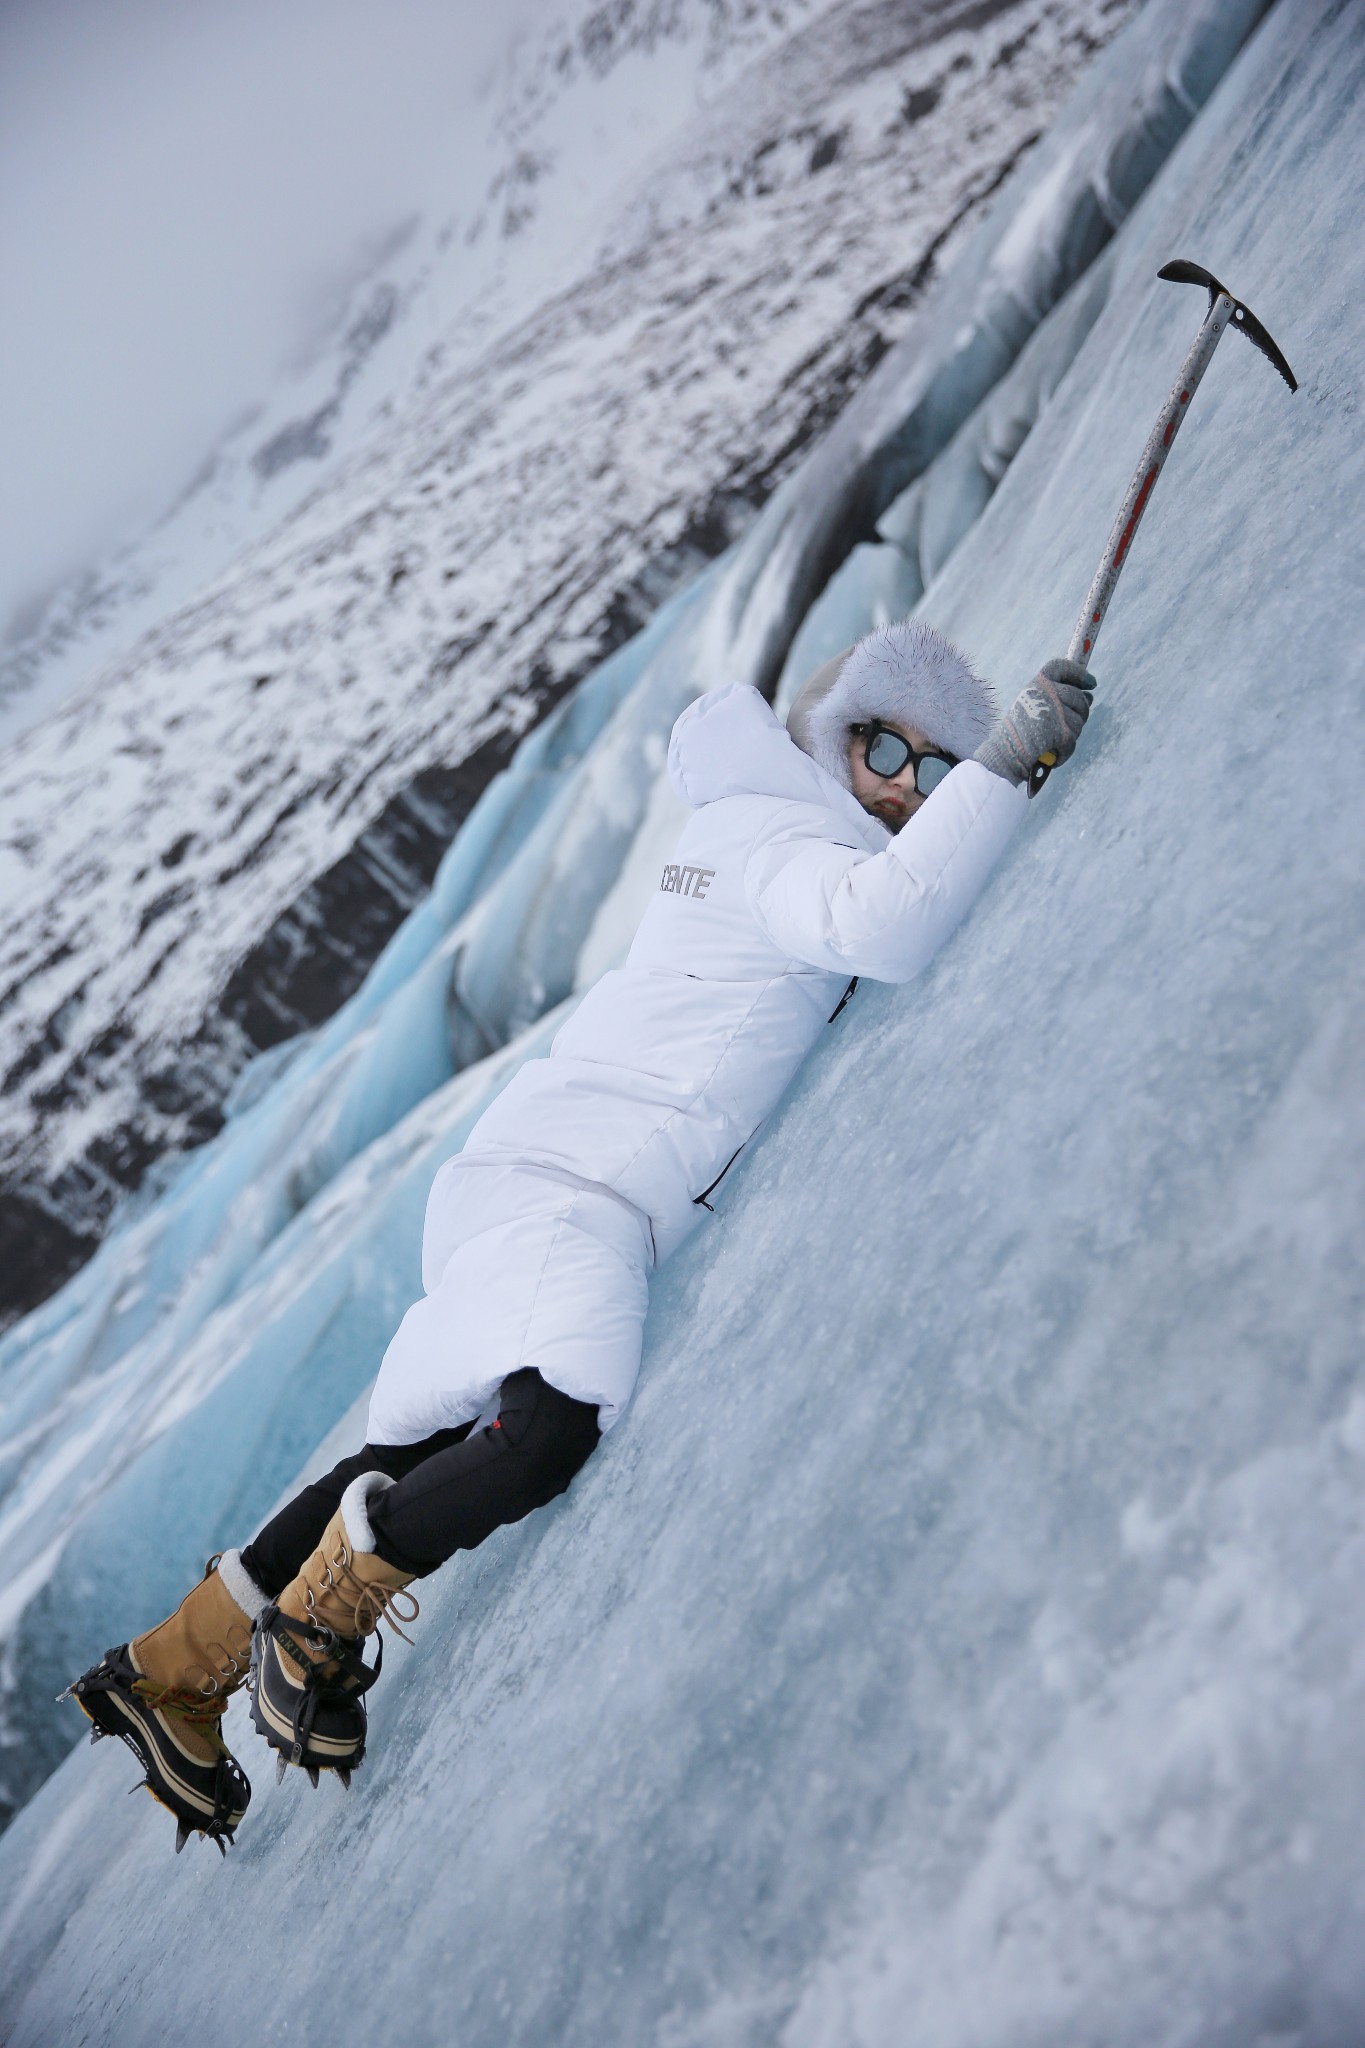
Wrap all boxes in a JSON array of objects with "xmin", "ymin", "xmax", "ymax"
[{"xmin": 366, "ymin": 682, "xmax": 1026, "ymax": 1444}]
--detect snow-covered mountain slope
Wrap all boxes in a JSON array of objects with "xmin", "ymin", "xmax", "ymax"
[
  {"xmin": 0, "ymin": 0, "xmax": 827, "ymax": 741},
  {"xmin": 0, "ymin": 0, "xmax": 1141, "ymax": 1329},
  {"xmin": 1, "ymin": 0, "xmax": 1361, "ymax": 2038}
]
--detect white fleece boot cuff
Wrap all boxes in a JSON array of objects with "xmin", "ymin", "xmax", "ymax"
[
  {"xmin": 338, "ymin": 1471, "xmax": 396, "ymax": 1556},
  {"xmin": 217, "ymin": 1547, "xmax": 270, "ymax": 1623}
]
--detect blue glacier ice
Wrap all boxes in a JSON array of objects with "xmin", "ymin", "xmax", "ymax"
[
  {"xmin": 1, "ymin": 0, "xmax": 1363, "ymax": 2041},
  {"xmin": 707, "ymin": 0, "xmax": 1271, "ymax": 700}
]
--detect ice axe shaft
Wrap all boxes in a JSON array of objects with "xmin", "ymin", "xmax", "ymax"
[{"xmin": 1028, "ymin": 258, "xmax": 1296, "ymax": 795}]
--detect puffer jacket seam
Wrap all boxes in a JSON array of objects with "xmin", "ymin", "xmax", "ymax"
[
  {"xmin": 509, "ymin": 1212, "xmax": 572, "ymax": 1371},
  {"xmin": 609, "ymin": 973, "xmax": 784, "ymax": 1189}
]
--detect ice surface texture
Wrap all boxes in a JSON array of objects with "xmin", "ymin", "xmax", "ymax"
[{"xmin": 2, "ymin": 0, "xmax": 1364, "ymax": 2041}]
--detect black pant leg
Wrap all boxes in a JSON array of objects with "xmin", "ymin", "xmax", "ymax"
[
  {"xmin": 239, "ymin": 1422, "xmax": 474, "ymax": 1598},
  {"xmin": 366, "ymin": 1368, "xmax": 601, "ymax": 1576}
]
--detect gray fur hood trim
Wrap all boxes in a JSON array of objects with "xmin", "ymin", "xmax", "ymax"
[{"xmin": 786, "ymin": 620, "xmax": 998, "ymax": 790}]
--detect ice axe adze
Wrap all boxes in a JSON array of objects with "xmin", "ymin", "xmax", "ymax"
[{"xmin": 1028, "ymin": 257, "xmax": 1297, "ymax": 796}]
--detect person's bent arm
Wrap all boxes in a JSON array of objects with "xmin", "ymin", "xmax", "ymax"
[{"xmin": 745, "ymin": 761, "xmax": 1026, "ymax": 982}]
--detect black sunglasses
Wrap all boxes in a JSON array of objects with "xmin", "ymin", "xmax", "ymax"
[{"xmin": 852, "ymin": 723, "xmax": 958, "ymax": 795}]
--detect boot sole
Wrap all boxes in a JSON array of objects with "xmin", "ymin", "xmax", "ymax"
[{"xmin": 71, "ymin": 1654, "xmax": 249, "ymax": 1836}]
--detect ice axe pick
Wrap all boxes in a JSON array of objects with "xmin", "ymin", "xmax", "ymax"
[{"xmin": 1028, "ymin": 258, "xmax": 1297, "ymax": 796}]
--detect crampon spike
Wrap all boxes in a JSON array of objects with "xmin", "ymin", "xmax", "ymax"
[
  {"xmin": 174, "ymin": 1818, "xmax": 192, "ymax": 1854},
  {"xmin": 306, "ymin": 1766, "xmax": 320, "ymax": 1789},
  {"xmin": 276, "ymin": 1753, "xmax": 289, "ymax": 1786},
  {"xmin": 214, "ymin": 1836, "xmax": 228, "ymax": 1859},
  {"xmin": 336, "ymin": 1767, "xmax": 352, "ymax": 1791},
  {"xmin": 89, "ymin": 1725, "xmax": 104, "ymax": 1745}
]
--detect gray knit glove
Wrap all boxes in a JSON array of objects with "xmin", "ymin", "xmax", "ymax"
[{"xmin": 975, "ymin": 659, "xmax": 1096, "ymax": 788}]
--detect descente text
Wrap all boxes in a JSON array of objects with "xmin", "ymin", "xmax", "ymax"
[{"xmin": 660, "ymin": 864, "xmax": 715, "ymax": 900}]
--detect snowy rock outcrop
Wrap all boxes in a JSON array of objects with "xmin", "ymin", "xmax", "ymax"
[{"xmin": 2, "ymin": 0, "xmax": 1363, "ymax": 2041}]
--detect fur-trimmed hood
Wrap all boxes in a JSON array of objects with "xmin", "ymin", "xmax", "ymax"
[
  {"xmin": 668, "ymin": 681, "xmax": 884, "ymax": 843},
  {"xmin": 785, "ymin": 620, "xmax": 997, "ymax": 789}
]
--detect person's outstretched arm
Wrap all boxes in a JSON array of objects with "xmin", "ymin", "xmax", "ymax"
[
  {"xmin": 747, "ymin": 659, "xmax": 1093, "ymax": 983},
  {"xmin": 745, "ymin": 762, "xmax": 1025, "ymax": 982}
]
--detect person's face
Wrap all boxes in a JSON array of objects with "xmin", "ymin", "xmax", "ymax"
[{"xmin": 847, "ymin": 720, "xmax": 940, "ymax": 828}]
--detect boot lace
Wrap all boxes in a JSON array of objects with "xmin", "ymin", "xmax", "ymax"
[
  {"xmin": 133, "ymin": 1625, "xmax": 254, "ymax": 1732},
  {"xmin": 307, "ymin": 1537, "xmax": 420, "ymax": 1644}
]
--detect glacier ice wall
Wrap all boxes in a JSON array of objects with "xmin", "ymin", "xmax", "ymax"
[
  {"xmin": 0, "ymin": 0, "xmax": 1272, "ymax": 1829},
  {"xmin": 705, "ymin": 0, "xmax": 1272, "ymax": 700},
  {"xmin": 771, "ymin": 248, "xmax": 1117, "ymax": 717},
  {"xmin": 1, "ymin": 0, "xmax": 1363, "ymax": 2040}
]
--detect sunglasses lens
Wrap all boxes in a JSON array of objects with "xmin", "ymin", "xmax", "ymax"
[
  {"xmin": 915, "ymin": 754, "xmax": 953, "ymax": 795},
  {"xmin": 865, "ymin": 730, "xmax": 910, "ymax": 778}
]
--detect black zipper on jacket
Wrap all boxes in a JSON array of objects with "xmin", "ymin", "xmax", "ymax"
[
  {"xmin": 693, "ymin": 1143, "xmax": 746, "ymax": 1212},
  {"xmin": 693, "ymin": 981, "xmax": 858, "ymax": 1214},
  {"xmin": 829, "ymin": 977, "xmax": 858, "ymax": 1021}
]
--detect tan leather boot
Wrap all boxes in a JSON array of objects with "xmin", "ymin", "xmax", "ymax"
[
  {"xmin": 64, "ymin": 1549, "xmax": 267, "ymax": 1853},
  {"xmin": 249, "ymin": 1473, "xmax": 418, "ymax": 1786}
]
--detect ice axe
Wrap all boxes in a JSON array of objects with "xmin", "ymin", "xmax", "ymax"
[{"xmin": 1028, "ymin": 257, "xmax": 1297, "ymax": 796}]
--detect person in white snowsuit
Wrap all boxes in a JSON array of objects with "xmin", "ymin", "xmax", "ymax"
[{"xmin": 65, "ymin": 621, "xmax": 1093, "ymax": 1851}]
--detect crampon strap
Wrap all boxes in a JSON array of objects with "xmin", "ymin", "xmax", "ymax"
[{"xmin": 266, "ymin": 1609, "xmax": 380, "ymax": 1766}]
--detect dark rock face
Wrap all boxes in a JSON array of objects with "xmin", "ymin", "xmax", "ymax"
[
  {"xmin": 0, "ymin": 733, "xmax": 515, "ymax": 1332},
  {"xmin": 0, "ymin": 1188, "xmax": 100, "ymax": 1325},
  {"xmin": 216, "ymin": 732, "xmax": 517, "ymax": 1050}
]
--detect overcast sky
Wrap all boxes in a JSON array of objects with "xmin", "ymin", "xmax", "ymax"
[{"xmin": 0, "ymin": 0, "xmax": 536, "ymax": 645}]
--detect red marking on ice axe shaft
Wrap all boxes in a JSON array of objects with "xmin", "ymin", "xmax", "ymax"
[
  {"xmin": 1113, "ymin": 465, "xmax": 1160, "ymax": 569},
  {"xmin": 1029, "ymin": 258, "xmax": 1297, "ymax": 796}
]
